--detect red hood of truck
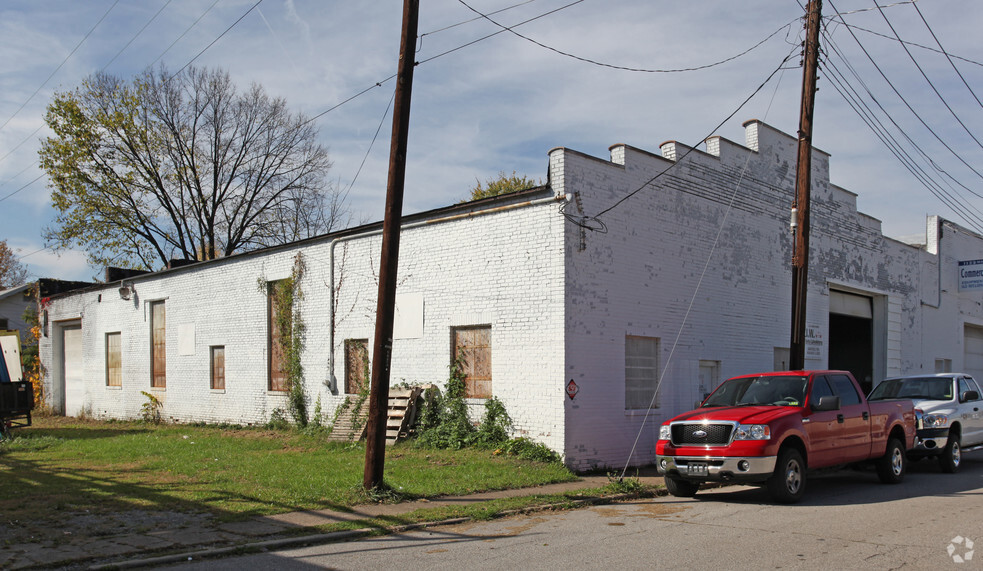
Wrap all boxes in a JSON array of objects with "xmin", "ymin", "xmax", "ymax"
[{"xmin": 666, "ymin": 405, "xmax": 799, "ymax": 425}]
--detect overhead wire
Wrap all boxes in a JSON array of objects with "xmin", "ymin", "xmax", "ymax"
[
  {"xmin": 620, "ymin": 27, "xmax": 802, "ymax": 477},
  {"xmin": 872, "ymin": 1, "xmax": 983, "ymax": 153},
  {"xmin": 820, "ymin": 1, "xmax": 983, "ymax": 231},
  {"xmin": 825, "ymin": 0, "xmax": 983, "ymax": 184},
  {"xmin": 456, "ymin": 0, "xmax": 797, "ymax": 73},
  {"xmin": 0, "ymin": 0, "xmax": 120, "ymax": 136},
  {"xmin": 911, "ymin": 2, "xmax": 983, "ymax": 108},
  {"xmin": 583, "ymin": 47, "xmax": 799, "ymax": 226}
]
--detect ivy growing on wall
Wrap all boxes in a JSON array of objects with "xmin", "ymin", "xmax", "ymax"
[{"xmin": 258, "ymin": 252, "xmax": 309, "ymax": 427}]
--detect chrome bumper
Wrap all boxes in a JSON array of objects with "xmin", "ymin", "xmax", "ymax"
[
  {"xmin": 912, "ymin": 435, "xmax": 948, "ymax": 453},
  {"xmin": 657, "ymin": 455, "xmax": 777, "ymax": 480}
]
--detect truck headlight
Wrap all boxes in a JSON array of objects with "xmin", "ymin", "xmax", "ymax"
[
  {"xmin": 734, "ymin": 424, "xmax": 771, "ymax": 440},
  {"xmin": 659, "ymin": 425, "xmax": 671, "ymax": 441},
  {"xmin": 922, "ymin": 414, "xmax": 948, "ymax": 428}
]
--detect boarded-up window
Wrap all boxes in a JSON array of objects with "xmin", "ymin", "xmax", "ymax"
[
  {"xmin": 453, "ymin": 326, "xmax": 491, "ymax": 399},
  {"xmin": 106, "ymin": 332, "xmax": 121, "ymax": 387},
  {"xmin": 626, "ymin": 335, "xmax": 660, "ymax": 409},
  {"xmin": 268, "ymin": 282, "xmax": 289, "ymax": 392},
  {"xmin": 211, "ymin": 346, "xmax": 225, "ymax": 390},
  {"xmin": 150, "ymin": 301, "xmax": 166, "ymax": 388},
  {"xmin": 345, "ymin": 339, "xmax": 369, "ymax": 394}
]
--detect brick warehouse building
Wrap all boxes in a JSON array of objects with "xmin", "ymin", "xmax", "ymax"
[{"xmin": 38, "ymin": 120, "xmax": 983, "ymax": 470}]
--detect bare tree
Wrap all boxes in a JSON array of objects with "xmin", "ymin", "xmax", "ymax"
[
  {"xmin": 0, "ymin": 240, "xmax": 30, "ymax": 289},
  {"xmin": 39, "ymin": 65, "xmax": 345, "ymax": 270}
]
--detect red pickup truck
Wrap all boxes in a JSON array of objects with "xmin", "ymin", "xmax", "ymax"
[{"xmin": 656, "ymin": 370, "xmax": 916, "ymax": 503}]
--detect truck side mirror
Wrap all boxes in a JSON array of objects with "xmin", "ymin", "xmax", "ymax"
[
  {"xmin": 960, "ymin": 390, "xmax": 980, "ymax": 403},
  {"xmin": 812, "ymin": 395, "xmax": 840, "ymax": 411}
]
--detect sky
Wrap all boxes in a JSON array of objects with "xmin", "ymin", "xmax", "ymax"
[{"xmin": 1, "ymin": 0, "xmax": 982, "ymax": 282}]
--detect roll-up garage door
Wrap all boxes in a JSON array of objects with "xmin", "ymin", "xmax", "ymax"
[{"xmin": 964, "ymin": 324, "xmax": 983, "ymax": 382}]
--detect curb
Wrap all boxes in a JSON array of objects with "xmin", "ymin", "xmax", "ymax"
[{"xmin": 89, "ymin": 488, "xmax": 667, "ymax": 569}]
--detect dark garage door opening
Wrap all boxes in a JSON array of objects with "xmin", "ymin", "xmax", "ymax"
[{"xmin": 829, "ymin": 290, "xmax": 873, "ymax": 394}]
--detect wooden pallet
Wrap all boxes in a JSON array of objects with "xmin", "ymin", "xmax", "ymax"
[
  {"xmin": 386, "ymin": 386, "xmax": 423, "ymax": 446},
  {"xmin": 327, "ymin": 386, "xmax": 425, "ymax": 445},
  {"xmin": 326, "ymin": 398, "xmax": 370, "ymax": 442}
]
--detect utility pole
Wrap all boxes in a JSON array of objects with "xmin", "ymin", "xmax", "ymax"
[
  {"xmin": 789, "ymin": 0, "xmax": 823, "ymax": 370},
  {"xmin": 364, "ymin": 0, "xmax": 419, "ymax": 491}
]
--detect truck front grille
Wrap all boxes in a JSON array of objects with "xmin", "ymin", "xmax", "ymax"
[{"xmin": 671, "ymin": 423, "xmax": 734, "ymax": 446}]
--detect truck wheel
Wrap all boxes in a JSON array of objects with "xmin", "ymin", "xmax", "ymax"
[
  {"xmin": 665, "ymin": 476, "xmax": 700, "ymax": 498},
  {"xmin": 876, "ymin": 437, "xmax": 906, "ymax": 484},
  {"xmin": 767, "ymin": 448, "xmax": 805, "ymax": 503},
  {"xmin": 938, "ymin": 432, "xmax": 961, "ymax": 474}
]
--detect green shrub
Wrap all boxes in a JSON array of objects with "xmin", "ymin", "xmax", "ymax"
[
  {"xmin": 499, "ymin": 437, "xmax": 562, "ymax": 464},
  {"xmin": 266, "ymin": 408, "xmax": 291, "ymax": 430}
]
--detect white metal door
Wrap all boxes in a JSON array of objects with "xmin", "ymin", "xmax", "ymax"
[
  {"xmin": 63, "ymin": 326, "xmax": 85, "ymax": 417},
  {"xmin": 963, "ymin": 325, "xmax": 983, "ymax": 382}
]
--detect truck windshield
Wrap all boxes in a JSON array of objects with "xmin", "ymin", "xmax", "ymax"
[
  {"xmin": 702, "ymin": 375, "xmax": 808, "ymax": 407},
  {"xmin": 868, "ymin": 377, "xmax": 953, "ymax": 401}
]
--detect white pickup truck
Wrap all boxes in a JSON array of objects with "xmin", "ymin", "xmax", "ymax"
[{"xmin": 868, "ymin": 373, "xmax": 983, "ymax": 473}]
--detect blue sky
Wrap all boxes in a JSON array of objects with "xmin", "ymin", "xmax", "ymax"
[{"xmin": 1, "ymin": 0, "xmax": 982, "ymax": 282}]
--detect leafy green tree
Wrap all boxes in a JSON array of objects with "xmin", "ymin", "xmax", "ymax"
[
  {"xmin": 467, "ymin": 170, "xmax": 541, "ymax": 201},
  {"xmin": 0, "ymin": 240, "xmax": 30, "ymax": 289},
  {"xmin": 39, "ymin": 65, "xmax": 344, "ymax": 270}
]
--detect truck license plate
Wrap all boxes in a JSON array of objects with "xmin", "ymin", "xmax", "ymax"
[{"xmin": 684, "ymin": 462, "xmax": 708, "ymax": 476}]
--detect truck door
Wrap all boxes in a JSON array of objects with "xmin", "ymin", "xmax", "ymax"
[
  {"xmin": 826, "ymin": 373, "xmax": 872, "ymax": 462},
  {"xmin": 804, "ymin": 375, "xmax": 840, "ymax": 468},
  {"xmin": 958, "ymin": 376, "xmax": 983, "ymax": 446}
]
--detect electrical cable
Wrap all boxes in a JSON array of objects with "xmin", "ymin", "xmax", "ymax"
[
  {"xmin": 0, "ymin": 0, "xmax": 119, "ymax": 139},
  {"xmin": 826, "ymin": 0, "xmax": 983, "ymax": 184},
  {"xmin": 827, "ymin": 20, "xmax": 983, "ymax": 69},
  {"xmin": 171, "ymin": 0, "xmax": 263, "ymax": 79},
  {"xmin": 872, "ymin": 1, "xmax": 983, "ymax": 153},
  {"xmin": 457, "ymin": 0, "xmax": 797, "ymax": 73},
  {"xmin": 619, "ymin": 33, "xmax": 798, "ymax": 478},
  {"xmin": 0, "ymin": 173, "xmax": 45, "ymax": 204},
  {"xmin": 146, "ymin": 0, "xmax": 222, "ymax": 70},
  {"xmin": 911, "ymin": 2, "xmax": 983, "ymax": 108},
  {"xmin": 583, "ymin": 47, "xmax": 798, "ymax": 227},
  {"xmin": 343, "ymin": 88, "xmax": 397, "ymax": 197},
  {"xmin": 821, "ymin": 29, "xmax": 983, "ymax": 232}
]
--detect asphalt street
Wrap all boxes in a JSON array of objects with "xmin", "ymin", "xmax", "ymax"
[{"xmin": 161, "ymin": 451, "xmax": 983, "ymax": 570}]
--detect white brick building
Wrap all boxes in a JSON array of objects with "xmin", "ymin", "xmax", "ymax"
[{"xmin": 38, "ymin": 120, "xmax": 983, "ymax": 470}]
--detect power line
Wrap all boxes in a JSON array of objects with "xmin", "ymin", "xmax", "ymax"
[
  {"xmin": 0, "ymin": 1, "xmax": 120, "ymax": 135},
  {"xmin": 911, "ymin": 2, "xmax": 983, "ymax": 108},
  {"xmin": 147, "ymin": 0, "xmax": 222, "ymax": 70},
  {"xmin": 586, "ymin": 47, "xmax": 799, "ymax": 224},
  {"xmin": 820, "ymin": 23, "xmax": 983, "ymax": 232},
  {"xmin": 171, "ymin": 0, "xmax": 263, "ymax": 78},
  {"xmin": 102, "ymin": 0, "xmax": 175, "ymax": 72},
  {"xmin": 457, "ymin": 0, "xmax": 798, "ymax": 74},
  {"xmin": 825, "ymin": 0, "xmax": 983, "ymax": 184},
  {"xmin": 872, "ymin": 1, "xmax": 983, "ymax": 153},
  {"xmin": 0, "ymin": 173, "xmax": 45, "ymax": 204}
]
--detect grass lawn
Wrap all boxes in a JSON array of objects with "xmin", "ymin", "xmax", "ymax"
[{"xmin": 0, "ymin": 416, "xmax": 579, "ymax": 523}]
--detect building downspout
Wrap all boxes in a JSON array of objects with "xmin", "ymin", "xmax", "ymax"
[{"xmin": 327, "ymin": 193, "xmax": 565, "ymax": 393}]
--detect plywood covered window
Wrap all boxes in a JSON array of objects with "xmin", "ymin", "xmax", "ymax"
[
  {"xmin": 344, "ymin": 338, "xmax": 369, "ymax": 394},
  {"xmin": 625, "ymin": 335, "xmax": 660, "ymax": 409},
  {"xmin": 211, "ymin": 346, "xmax": 225, "ymax": 390},
  {"xmin": 268, "ymin": 281, "xmax": 289, "ymax": 392},
  {"xmin": 150, "ymin": 301, "xmax": 166, "ymax": 388},
  {"xmin": 452, "ymin": 326, "xmax": 491, "ymax": 399},
  {"xmin": 106, "ymin": 332, "xmax": 121, "ymax": 387}
]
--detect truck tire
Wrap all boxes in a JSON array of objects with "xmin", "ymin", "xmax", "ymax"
[
  {"xmin": 876, "ymin": 437, "xmax": 906, "ymax": 484},
  {"xmin": 664, "ymin": 475, "xmax": 700, "ymax": 498},
  {"xmin": 767, "ymin": 447, "xmax": 805, "ymax": 503},
  {"xmin": 938, "ymin": 431, "xmax": 961, "ymax": 474}
]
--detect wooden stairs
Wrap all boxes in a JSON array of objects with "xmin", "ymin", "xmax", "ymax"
[{"xmin": 327, "ymin": 386, "xmax": 424, "ymax": 445}]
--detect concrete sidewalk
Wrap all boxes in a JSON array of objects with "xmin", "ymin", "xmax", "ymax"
[{"xmin": 2, "ymin": 469, "xmax": 665, "ymax": 570}]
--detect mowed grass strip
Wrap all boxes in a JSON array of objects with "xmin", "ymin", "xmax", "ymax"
[{"xmin": 0, "ymin": 417, "xmax": 576, "ymax": 521}]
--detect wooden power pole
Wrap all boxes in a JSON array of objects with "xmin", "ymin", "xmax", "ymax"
[
  {"xmin": 364, "ymin": 0, "xmax": 419, "ymax": 491},
  {"xmin": 789, "ymin": 0, "xmax": 823, "ymax": 370}
]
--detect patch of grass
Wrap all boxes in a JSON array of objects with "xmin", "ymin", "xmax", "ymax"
[{"xmin": 0, "ymin": 417, "xmax": 577, "ymax": 522}]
